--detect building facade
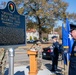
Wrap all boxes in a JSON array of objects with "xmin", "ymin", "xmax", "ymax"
[{"xmin": 26, "ymin": 29, "xmax": 39, "ymax": 41}]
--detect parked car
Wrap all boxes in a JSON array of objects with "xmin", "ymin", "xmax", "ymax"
[
  {"xmin": 42, "ymin": 46, "xmax": 53, "ymax": 59},
  {"xmin": 42, "ymin": 44, "xmax": 63, "ymax": 60},
  {"xmin": 27, "ymin": 40, "xmax": 40, "ymax": 44},
  {"xmin": 27, "ymin": 40, "xmax": 36, "ymax": 43}
]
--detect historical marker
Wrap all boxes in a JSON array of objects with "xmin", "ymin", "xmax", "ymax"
[{"xmin": 0, "ymin": 1, "xmax": 26, "ymax": 47}]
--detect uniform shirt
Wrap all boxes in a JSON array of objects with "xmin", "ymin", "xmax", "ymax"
[
  {"xmin": 69, "ymin": 41, "xmax": 76, "ymax": 75},
  {"xmin": 35, "ymin": 45, "xmax": 42, "ymax": 59},
  {"xmin": 52, "ymin": 42, "xmax": 59, "ymax": 56},
  {"xmin": 71, "ymin": 41, "xmax": 76, "ymax": 57}
]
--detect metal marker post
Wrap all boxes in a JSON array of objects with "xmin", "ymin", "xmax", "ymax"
[{"xmin": 8, "ymin": 48, "xmax": 15, "ymax": 75}]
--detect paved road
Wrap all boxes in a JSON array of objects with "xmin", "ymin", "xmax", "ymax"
[{"xmin": 6, "ymin": 48, "xmax": 29, "ymax": 67}]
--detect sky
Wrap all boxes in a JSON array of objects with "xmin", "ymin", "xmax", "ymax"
[
  {"xmin": 0, "ymin": 0, "xmax": 76, "ymax": 14},
  {"xmin": 64, "ymin": 0, "xmax": 76, "ymax": 14},
  {"xmin": 0, "ymin": 0, "xmax": 11, "ymax": 2}
]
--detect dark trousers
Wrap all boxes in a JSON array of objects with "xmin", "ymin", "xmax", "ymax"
[
  {"xmin": 69, "ymin": 57, "xmax": 76, "ymax": 75},
  {"xmin": 51, "ymin": 55, "xmax": 58, "ymax": 71}
]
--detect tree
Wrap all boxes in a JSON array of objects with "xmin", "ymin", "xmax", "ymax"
[
  {"xmin": 13, "ymin": 0, "xmax": 69, "ymax": 40},
  {"xmin": 54, "ymin": 26, "xmax": 62, "ymax": 39},
  {"xmin": 30, "ymin": 36, "xmax": 32, "ymax": 40}
]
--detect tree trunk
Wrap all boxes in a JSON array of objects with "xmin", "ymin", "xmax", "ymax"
[
  {"xmin": 39, "ymin": 25, "xmax": 42, "ymax": 41},
  {"xmin": 36, "ymin": 16, "xmax": 42, "ymax": 41}
]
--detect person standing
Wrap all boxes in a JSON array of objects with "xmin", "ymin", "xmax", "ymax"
[
  {"xmin": 51, "ymin": 36, "xmax": 59, "ymax": 72},
  {"xmin": 35, "ymin": 41, "xmax": 43, "ymax": 70},
  {"xmin": 69, "ymin": 24, "xmax": 76, "ymax": 75}
]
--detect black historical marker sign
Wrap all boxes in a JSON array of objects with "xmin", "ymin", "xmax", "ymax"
[{"xmin": 0, "ymin": 1, "xmax": 26, "ymax": 47}]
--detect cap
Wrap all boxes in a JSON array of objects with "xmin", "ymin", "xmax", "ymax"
[
  {"xmin": 70, "ymin": 24, "xmax": 76, "ymax": 32},
  {"xmin": 52, "ymin": 36, "xmax": 57, "ymax": 39}
]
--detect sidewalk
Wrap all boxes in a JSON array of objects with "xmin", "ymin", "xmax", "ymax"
[
  {"xmin": 4, "ymin": 64, "xmax": 55, "ymax": 75},
  {"xmin": 4, "ymin": 60, "xmax": 68, "ymax": 75},
  {"xmin": 4, "ymin": 61, "xmax": 69, "ymax": 75}
]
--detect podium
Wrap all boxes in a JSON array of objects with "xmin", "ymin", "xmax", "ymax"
[{"xmin": 27, "ymin": 50, "xmax": 38, "ymax": 75}]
